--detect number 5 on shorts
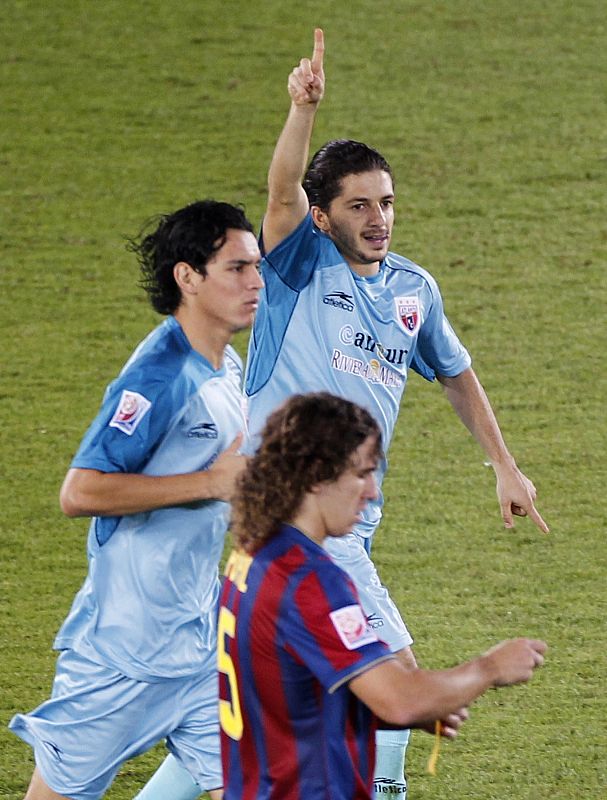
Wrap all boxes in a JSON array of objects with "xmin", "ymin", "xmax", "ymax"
[{"xmin": 218, "ymin": 606, "xmax": 243, "ymax": 740}]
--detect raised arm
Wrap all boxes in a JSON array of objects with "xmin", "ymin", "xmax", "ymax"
[
  {"xmin": 263, "ymin": 28, "xmax": 325, "ymax": 254},
  {"xmin": 437, "ymin": 367, "xmax": 549, "ymax": 533},
  {"xmin": 350, "ymin": 637, "xmax": 547, "ymax": 730},
  {"xmin": 60, "ymin": 434, "xmax": 246, "ymax": 516}
]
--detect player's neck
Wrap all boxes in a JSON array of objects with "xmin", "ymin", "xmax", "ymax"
[
  {"xmin": 174, "ymin": 310, "xmax": 230, "ymax": 370},
  {"xmin": 347, "ymin": 257, "xmax": 381, "ymax": 278},
  {"xmin": 290, "ymin": 501, "xmax": 326, "ymax": 546}
]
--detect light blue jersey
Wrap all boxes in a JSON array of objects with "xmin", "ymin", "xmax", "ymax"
[
  {"xmin": 55, "ymin": 316, "xmax": 247, "ymax": 681},
  {"xmin": 246, "ymin": 214, "xmax": 470, "ymax": 539}
]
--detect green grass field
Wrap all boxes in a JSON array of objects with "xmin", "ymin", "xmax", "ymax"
[{"xmin": 1, "ymin": 1, "xmax": 605, "ymax": 798}]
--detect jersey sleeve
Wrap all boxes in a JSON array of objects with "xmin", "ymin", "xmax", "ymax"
[
  {"xmin": 410, "ymin": 274, "xmax": 471, "ymax": 380},
  {"xmin": 246, "ymin": 215, "xmax": 322, "ymax": 398},
  {"xmin": 262, "ymin": 213, "xmax": 321, "ymax": 291},
  {"xmin": 285, "ymin": 565, "xmax": 393, "ymax": 693},
  {"xmin": 70, "ymin": 369, "xmax": 178, "ymax": 475}
]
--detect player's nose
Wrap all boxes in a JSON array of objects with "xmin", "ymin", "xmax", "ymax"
[
  {"xmin": 249, "ymin": 264, "xmax": 264, "ymax": 289},
  {"xmin": 364, "ymin": 474, "xmax": 379, "ymax": 501},
  {"xmin": 368, "ymin": 204, "xmax": 386, "ymax": 226}
]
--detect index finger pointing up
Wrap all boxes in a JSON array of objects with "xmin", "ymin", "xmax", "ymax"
[{"xmin": 311, "ymin": 28, "xmax": 324, "ymax": 72}]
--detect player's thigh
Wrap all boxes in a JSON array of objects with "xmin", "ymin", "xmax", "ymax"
[
  {"xmin": 10, "ymin": 650, "xmax": 198, "ymax": 800},
  {"xmin": 167, "ymin": 648, "xmax": 223, "ymax": 792}
]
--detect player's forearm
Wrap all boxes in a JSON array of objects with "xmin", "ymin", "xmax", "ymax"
[
  {"xmin": 268, "ymin": 103, "xmax": 318, "ymax": 206},
  {"xmin": 399, "ymin": 658, "xmax": 501, "ymax": 726},
  {"xmin": 362, "ymin": 658, "xmax": 496, "ymax": 728},
  {"xmin": 60, "ymin": 467, "xmax": 226, "ymax": 517},
  {"xmin": 438, "ymin": 367, "xmax": 514, "ymax": 467},
  {"xmin": 353, "ymin": 638, "xmax": 545, "ymax": 727}
]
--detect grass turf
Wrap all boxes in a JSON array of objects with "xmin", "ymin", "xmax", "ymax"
[{"xmin": 1, "ymin": 1, "xmax": 605, "ymax": 798}]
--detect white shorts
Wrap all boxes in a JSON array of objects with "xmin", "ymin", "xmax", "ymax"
[
  {"xmin": 324, "ymin": 532, "xmax": 413, "ymax": 652},
  {"xmin": 9, "ymin": 648, "xmax": 222, "ymax": 800}
]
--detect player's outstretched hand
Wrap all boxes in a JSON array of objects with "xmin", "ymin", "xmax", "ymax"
[
  {"xmin": 207, "ymin": 433, "xmax": 247, "ymax": 501},
  {"xmin": 288, "ymin": 28, "xmax": 325, "ymax": 106},
  {"xmin": 483, "ymin": 638, "xmax": 547, "ymax": 687},
  {"xmin": 495, "ymin": 463, "xmax": 549, "ymax": 534}
]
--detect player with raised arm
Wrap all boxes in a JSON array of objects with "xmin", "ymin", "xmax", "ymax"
[
  {"xmin": 219, "ymin": 392, "xmax": 547, "ymax": 800},
  {"xmin": 243, "ymin": 28, "xmax": 549, "ymax": 798},
  {"xmin": 140, "ymin": 29, "xmax": 549, "ymax": 800},
  {"xmin": 9, "ymin": 200, "xmax": 263, "ymax": 800}
]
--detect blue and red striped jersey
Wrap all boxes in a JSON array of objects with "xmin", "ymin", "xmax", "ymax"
[{"xmin": 219, "ymin": 524, "xmax": 394, "ymax": 800}]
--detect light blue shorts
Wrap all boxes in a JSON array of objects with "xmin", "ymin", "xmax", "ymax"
[
  {"xmin": 324, "ymin": 532, "xmax": 413, "ymax": 652},
  {"xmin": 9, "ymin": 648, "xmax": 222, "ymax": 800}
]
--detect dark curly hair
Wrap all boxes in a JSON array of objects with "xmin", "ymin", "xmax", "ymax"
[
  {"xmin": 128, "ymin": 199, "xmax": 254, "ymax": 314},
  {"xmin": 303, "ymin": 139, "xmax": 394, "ymax": 210},
  {"xmin": 232, "ymin": 392, "xmax": 382, "ymax": 554}
]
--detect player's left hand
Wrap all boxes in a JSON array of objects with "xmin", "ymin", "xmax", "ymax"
[
  {"xmin": 494, "ymin": 464, "xmax": 549, "ymax": 533},
  {"xmin": 418, "ymin": 708, "xmax": 469, "ymax": 739},
  {"xmin": 437, "ymin": 708, "xmax": 469, "ymax": 739}
]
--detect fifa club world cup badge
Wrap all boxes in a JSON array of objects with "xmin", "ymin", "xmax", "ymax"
[
  {"xmin": 395, "ymin": 296, "xmax": 420, "ymax": 335},
  {"xmin": 330, "ymin": 605, "xmax": 378, "ymax": 650},
  {"xmin": 109, "ymin": 390, "xmax": 152, "ymax": 435}
]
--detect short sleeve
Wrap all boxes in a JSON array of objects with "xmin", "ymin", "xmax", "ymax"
[
  {"xmin": 262, "ymin": 214, "xmax": 321, "ymax": 292},
  {"xmin": 285, "ymin": 566, "xmax": 392, "ymax": 693},
  {"xmin": 71, "ymin": 372, "xmax": 177, "ymax": 475},
  {"xmin": 411, "ymin": 277, "xmax": 471, "ymax": 380}
]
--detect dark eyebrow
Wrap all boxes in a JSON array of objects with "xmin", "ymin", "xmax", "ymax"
[
  {"xmin": 226, "ymin": 258, "xmax": 260, "ymax": 266},
  {"xmin": 346, "ymin": 194, "xmax": 395, "ymax": 203}
]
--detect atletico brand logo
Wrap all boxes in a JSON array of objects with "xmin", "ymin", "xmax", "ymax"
[{"xmin": 394, "ymin": 295, "xmax": 420, "ymax": 335}]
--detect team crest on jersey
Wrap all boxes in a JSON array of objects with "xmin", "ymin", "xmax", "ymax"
[
  {"xmin": 109, "ymin": 390, "xmax": 151, "ymax": 435},
  {"xmin": 395, "ymin": 295, "xmax": 420, "ymax": 335},
  {"xmin": 330, "ymin": 604, "xmax": 377, "ymax": 650}
]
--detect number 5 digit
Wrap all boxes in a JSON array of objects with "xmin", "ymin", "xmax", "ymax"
[{"xmin": 218, "ymin": 606, "xmax": 243, "ymax": 740}]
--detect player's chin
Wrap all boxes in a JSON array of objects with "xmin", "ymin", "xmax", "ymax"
[
  {"xmin": 233, "ymin": 311, "xmax": 257, "ymax": 330},
  {"xmin": 361, "ymin": 244, "xmax": 388, "ymax": 262},
  {"xmin": 335, "ymin": 520, "xmax": 358, "ymax": 536}
]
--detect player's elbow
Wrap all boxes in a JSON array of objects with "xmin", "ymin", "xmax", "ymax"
[
  {"xmin": 60, "ymin": 483, "xmax": 84, "ymax": 517},
  {"xmin": 59, "ymin": 469, "xmax": 95, "ymax": 517},
  {"xmin": 373, "ymin": 701, "xmax": 418, "ymax": 729}
]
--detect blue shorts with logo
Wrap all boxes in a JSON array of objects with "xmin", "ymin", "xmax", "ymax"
[{"xmin": 9, "ymin": 647, "xmax": 221, "ymax": 800}]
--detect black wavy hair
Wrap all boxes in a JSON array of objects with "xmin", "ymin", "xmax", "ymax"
[
  {"xmin": 128, "ymin": 199, "xmax": 254, "ymax": 314},
  {"xmin": 303, "ymin": 139, "xmax": 394, "ymax": 210}
]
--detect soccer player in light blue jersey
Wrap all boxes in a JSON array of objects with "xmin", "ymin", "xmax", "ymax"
[
  {"xmin": 141, "ymin": 29, "xmax": 550, "ymax": 800},
  {"xmin": 9, "ymin": 200, "xmax": 263, "ymax": 800},
  {"xmin": 243, "ymin": 28, "xmax": 549, "ymax": 800}
]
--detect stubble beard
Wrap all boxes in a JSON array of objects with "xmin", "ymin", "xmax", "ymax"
[{"xmin": 328, "ymin": 220, "xmax": 390, "ymax": 268}]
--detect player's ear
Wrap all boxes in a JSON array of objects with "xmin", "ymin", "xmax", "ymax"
[
  {"xmin": 311, "ymin": 205, "xmax": 330, "ymax": 233},
  {"xmin": 174, "ymin": 261, "xmax": 201, "ymax": 295}
]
